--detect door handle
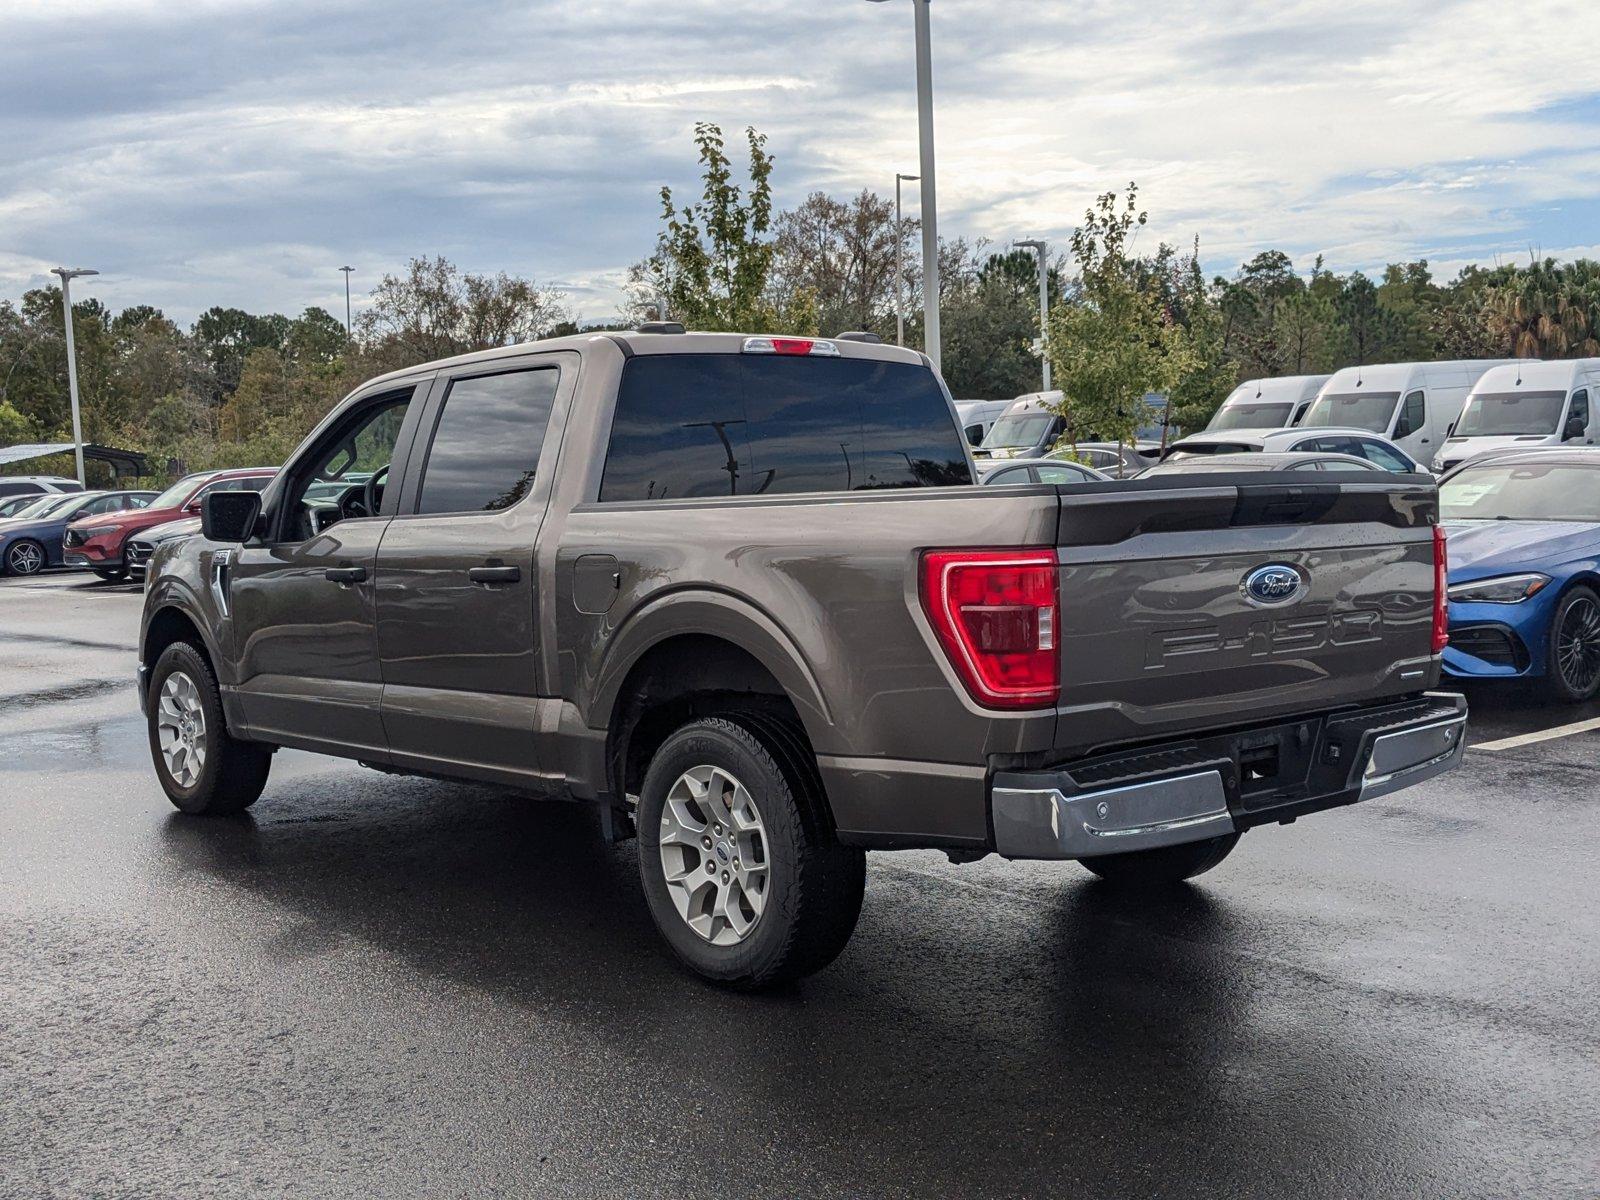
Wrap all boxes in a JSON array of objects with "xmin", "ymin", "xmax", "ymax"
[
  {"xmin": 324, "ymin": 565, "xmax": 368, "ymax": 584},
  {"xmin": 468, "ymin": 564, "xmax": 521, "ymax": 584}
]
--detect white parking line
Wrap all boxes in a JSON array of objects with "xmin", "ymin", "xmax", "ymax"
[{"xmin": 1473, "ymin": 716, "xmax": 1600, "ymax": 752}]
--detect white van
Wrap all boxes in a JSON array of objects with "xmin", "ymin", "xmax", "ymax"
[
  {"xmin": 1205, "ymin": 374, "xmax": 1329, "ymax": 431},
  {"xmin": 953, "ymin": 399, "xmax": 1012, "ymax": 448},
  {"xmin": 1299, "ymin": 360, "xmax": 1525, "ymax": 465},
  {"xmin": 974, "ymin": 392, "xmax": 1066, "ymax": 460},
  {"xmin": 1432, "ymin": 359, "xmax": 1600, "ymax": 473}
]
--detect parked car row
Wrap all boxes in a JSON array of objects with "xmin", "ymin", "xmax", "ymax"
[
  {"xmin": 0, "ymin": 467, "xmax": 281, "ymax": 578},
  {"xmin": 0, "ymin": 489, "xmax": 157, "ymax": 576}
]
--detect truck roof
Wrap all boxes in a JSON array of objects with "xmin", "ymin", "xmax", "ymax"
[{"xmin": 357, "ymin": 330, "xmax": 927, "ymax": 392}]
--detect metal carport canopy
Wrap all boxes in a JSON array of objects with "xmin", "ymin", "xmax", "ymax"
[{"xmin": 0, "ymin": 442, "xmax": 148, "ymax": 475}]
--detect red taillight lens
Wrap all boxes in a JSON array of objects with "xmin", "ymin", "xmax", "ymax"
[
  {"xmin": 920, "ymin": 549, "xmax": 1060, "ymax": 709},
  {"xmin": 1432, "ymin": 524, "xmax": 1449, "ymax": 654}
]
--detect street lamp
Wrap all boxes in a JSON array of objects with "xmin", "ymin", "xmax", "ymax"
[
  {"xmin": 1013, "ymin": 239, "xmax": 1050, "ymax": 391},
  {"xmin": 894, "ymin": 172, "xmax": 919, "ymax": 346},
  {"xmin": 867, "ymin": 0, "xmax": 940, "ymax": 374},
  {"xmin": 339, "ymin": 265, "xmax": 355, "ymax": 335},
  {"xmin": 50, "ymin": 267, "xmax": 98, "ymax": 487}
]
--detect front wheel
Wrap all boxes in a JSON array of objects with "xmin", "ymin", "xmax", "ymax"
[
  {"xmin": 637, "ymin": 716, "xmax": 865, "ymax": 989},
  {"xmin": 1547, "ymin": 585, "xmax": 1600, "ymax": 703},
  {"xmin": 92, "ymin": 568, "xmax": 128, "ymax": 582},
  {"xmin": 148, "ymin": 641, "xmax": 272, "ymax": 815},
  {"xmin": 4, "ymin": 539, "xmax": 45, "ymax": 576},
  {"xmin": 1079, "ymin": 833, "xmax": 1241, "ymax": 887}
]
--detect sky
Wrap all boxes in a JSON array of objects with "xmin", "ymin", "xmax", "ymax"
[{"xmin": 3, "ymin": 0, "xmax": 1600, "ymax": 329}]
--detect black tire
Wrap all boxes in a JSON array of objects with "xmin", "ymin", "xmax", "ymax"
[
  {"xmin": 4, "ymin": 538, "xmax": 45, "ymax": 576},
  {"xmin": 637, "ymin": 716, "xmax": 865, "ymax": 989},
  {"xmin": 1546, "ymin": 585, "xmax": 1600, "ymax": 703},
  {"xmin": 1079, "ymin": 832, "xmax": 1241, "ymax": 887},
  {"xmin": 92, "ymin": 568, "xmax": 128, "ymax": 582},
  {"xmin": 147, "ymin": 641, "xmax": 272, "ymax": 815}
]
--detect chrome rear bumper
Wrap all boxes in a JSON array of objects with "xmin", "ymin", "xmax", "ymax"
[{"xmin": 991, "ymin": 692, "xmax": 1467, "ymax": 861}]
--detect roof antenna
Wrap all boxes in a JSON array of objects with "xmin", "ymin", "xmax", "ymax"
[{"xmin": 1516, "ymin": 360, "xmax": 1523, "ymax": 386}]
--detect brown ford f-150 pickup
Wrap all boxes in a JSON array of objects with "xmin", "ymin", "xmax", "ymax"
[{"xmin": 139, "ymin": 329, "xmax": 1466, "ymax": 987}]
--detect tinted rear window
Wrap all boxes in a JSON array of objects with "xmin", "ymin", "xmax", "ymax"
[{"xmin": 599, "ymin": 355, "xmax": 970, "ymax": 501}]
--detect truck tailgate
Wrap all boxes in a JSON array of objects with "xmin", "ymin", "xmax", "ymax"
[{"xmin": 1052, "ymin": 474, "xmax": 1439, "ymax": 756}]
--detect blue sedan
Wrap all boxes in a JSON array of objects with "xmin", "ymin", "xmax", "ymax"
[
  {"xmin": 1439, "ymin": 450, "xmax": 1600, "ymax": 700},
  {"xmin": 0, "ymin": 489, "xmax": 156, "ymax": 577}
]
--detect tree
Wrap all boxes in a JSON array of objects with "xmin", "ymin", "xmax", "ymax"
[
  {"xmin": 645, "ymin": 122, "xmax": 777, "ymax": 332},
  {"xmin": 1165, "ymin": 242, "xmax": 1237, "ymax": 435},
  {"xmin": 1480, "ymin": 258, "xmax": 1600, "ymax": 359},
  {"xmin": 359, "ymin": 256, "xmax": 569, "ymax": 370},
  {"xmin": 936, "ymin": 241, "xmax": 1054, "ymax": 399},
  {"xmin": 769, "ymin": 189, "xmax": 903, "ymax": 336},
  {"xmin": 1334, "ymin": 272, "xmax": 1404, "ymax": 365},
  {"xmin": 1271, "ymin": 289, "xmax": 1338, "ymax": 374},
  {"xmin": 192, "ymin": 306, "xmax": 291, "ymax": 401},
  {"xmin": 1045, "ymin": 185, "xmax": 1187, "ymax": 447}
]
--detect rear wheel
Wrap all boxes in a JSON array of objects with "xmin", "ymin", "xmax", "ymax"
[
  {"xmin": 147, "ymin": 641, "xmax": 272, "ymax": 815},
  {"xmin": 4, "ymin": 539, "xmax": 45, "ymax": 576},
  {"xmin": 637, "ymin": 716, "xmax": 865, "ymax": 989},
  {"xmin": 92, "ymin": 568, "xmax": 128, "ymax": 582},
  {"xmin": 1079, "ymin": 833, "xmax": 1241, "ymax": 887},
  {"xmin": 1548, "ymin": 585, "xmax": 1600, "ymax": 703}
]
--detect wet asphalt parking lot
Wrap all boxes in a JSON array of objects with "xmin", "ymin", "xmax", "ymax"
[{"xmin": 1, "ymin": 571, "xmax": 1596, "ymax": 1199}]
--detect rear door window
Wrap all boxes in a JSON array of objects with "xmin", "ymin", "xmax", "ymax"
[
  {"xmin": 599, "ymin": 355, "xmax": 971, "ymax": 501},
  {"xmin": 1354, "ymin": 439, "xmax": 1412, "ymax": 471},
  {"xmin": 417, "ymin": 369, "xmax": 559, "ymax": 514}
]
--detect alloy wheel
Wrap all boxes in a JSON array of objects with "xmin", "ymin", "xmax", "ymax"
[
  {"xmin": 7, "ymin": 541, "xmax": 43, "ymax": 575},
  {"xmin": 156, "ymin": 671, "xmax": 208, "ymax": 788},
  {"xmin": 657, "ymin": 764, "xmax": 770, "ymax": 946},
  {"xmin": 1556, "ymin": 596, "xmax": 1600, "ymax": 695}
]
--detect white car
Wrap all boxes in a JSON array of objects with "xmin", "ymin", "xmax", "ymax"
[{"xmin": 1162, "ymin": 426, "xmax": 1422, "ymax": 472}]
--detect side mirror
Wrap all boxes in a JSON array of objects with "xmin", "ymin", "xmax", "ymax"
[
  {"xmin": 1565, "ymin": 417, "xmax": 1586, "ymax": 441},
  {"xmin": 202, "ymin": 491, "xmax": 261, "ymax": 543}
]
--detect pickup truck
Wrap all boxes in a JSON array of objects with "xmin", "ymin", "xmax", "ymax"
[{"xmin": 138, "ymin": 329, "xmax": 1467, "ymax": 988}]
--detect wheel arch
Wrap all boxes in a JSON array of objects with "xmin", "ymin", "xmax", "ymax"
[
  {"xmin": 142, "ymin": 601, "xmax": 224, "ymax": 686},
  {"xmin": 593, "ymin": 593, "xmax": 835, "ymax": 806}
]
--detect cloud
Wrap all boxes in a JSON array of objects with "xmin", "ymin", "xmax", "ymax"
[{"xmin": 1, "ymin": 0, "xmax": 1598, "ymax": 326}]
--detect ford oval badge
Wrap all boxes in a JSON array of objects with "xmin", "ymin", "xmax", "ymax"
[{"xmin": 1242, "ymin": 564, "xmax": 1303, "ymax": 606}]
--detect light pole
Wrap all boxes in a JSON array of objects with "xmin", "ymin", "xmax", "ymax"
[
  {"xmin": 1013, "ymin": 239, "xmax": 1050, "ymax": 391},
  {"xmin": 868, "ymin": 0, "xmax": 940, "ymax": 373},
  {"xmin": 339, "ymin": 265, "xmax": 355, "ymax": 335},
  {"xmin": 894, "ymin": 172, "xmax": 918, "ymax": 346},
  {"xmin": 50, "ymin": 267, "xmax": 98, "ymax": 486}
]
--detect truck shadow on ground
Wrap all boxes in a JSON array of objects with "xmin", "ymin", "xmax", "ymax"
[{"xmin": 153, "ymin": 768, "xmax": 1453, "ymax": 1197}]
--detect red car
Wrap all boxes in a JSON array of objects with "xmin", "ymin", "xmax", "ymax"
[{"xmin": 63, "ymin": 467, "xmax": 277, "ymax": 580}]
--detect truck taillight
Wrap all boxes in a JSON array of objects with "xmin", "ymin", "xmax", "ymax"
[
  {"xmin": 1432, "ymin": 524, "xmax": 1449, "ymax": 654},
  {"xmin": 920, "ymin": 549, "xmax": 1059, "ymax": 709}
]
